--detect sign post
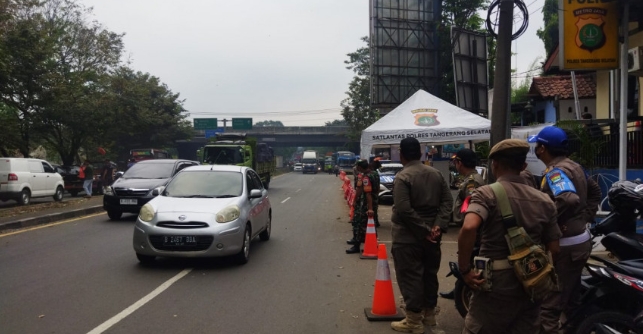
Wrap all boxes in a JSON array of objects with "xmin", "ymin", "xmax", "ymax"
[
  {"xmin": 232, "ymin": 118, "xmax": 253, "ymax": 130},
  {"xmin": 194, "ymin": 118, "xmax": 218, "ymax": 130},
  {"xmin": 559, "ymin": 0, "xmax": 619, "ymax": 70}
]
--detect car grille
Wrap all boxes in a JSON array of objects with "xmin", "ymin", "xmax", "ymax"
[
  {"xmin": 149, "ymin": 235, "xmax": 214, "ymax": 251},
  {"xmin": 156, "ymin": 221, "xmax": 210, "ymax": 229},
  {"xmin": 114, "ymin": 189, "xmax": 149, "ymax": 197}
]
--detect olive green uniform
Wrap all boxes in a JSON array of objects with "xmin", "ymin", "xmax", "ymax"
[
  {"xmin": 453, "ymin": 171, "xmax": 485, "ymax": 226},
  {"xmin": 462, "ymin": 175, "xmax": 561, "ymax": 334},
  {"xmin": 391, "ymin": 160, "xmax": 452, "ymax": 313},
  {"xmin": 539, "ymin": 157, "xmax": 602, "ymax": 333},
  {"xmin": 351, "ymin": 171, "xmax": 377, "ymax": 242}
]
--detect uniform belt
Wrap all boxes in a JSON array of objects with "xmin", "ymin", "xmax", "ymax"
[
  {"xmin": 559, "ymin": 230, "xmax": 591, "ymax": 247},
  {"xmin": 491, "ymin": 259, "xmax": 513, "ymax": 271}
]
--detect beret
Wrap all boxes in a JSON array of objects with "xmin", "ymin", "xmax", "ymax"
[{"xmin": 488, "ymin": 139, "xmax": 530, "ymax": 159}]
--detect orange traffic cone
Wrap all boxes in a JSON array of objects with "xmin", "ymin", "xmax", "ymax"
[
  {"xmin": 360, "ymin": 215, "xmax": 378, "ymax": 260},
  {"xmin": 365, "ymin": 244, "xmax": 405, "ymax": 321}
]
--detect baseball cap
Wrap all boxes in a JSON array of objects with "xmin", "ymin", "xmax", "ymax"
[
  {"xmin": 355, "ymin": 159, "xmax": 369, "ymax": 169},
  {"xmin": 451, "ymin": 149, "xmax": 477, "ymax": 166},
  {"xmin": 527, "ymin": 126, "xmax": 568, "ymax": 148}
]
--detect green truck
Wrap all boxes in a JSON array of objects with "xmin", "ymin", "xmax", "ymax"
[{"xmin": 198, "ymin": 133, "xmax": 276, "ymax": 189}]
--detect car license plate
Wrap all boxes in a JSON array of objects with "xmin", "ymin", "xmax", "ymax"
[
  {"xmin": 120, "ymin": 199, "xmax": 137, "ymax": 205},
  {"xmin": 163, "ymin": 236, "xmax": 197, "ymax": 246}
]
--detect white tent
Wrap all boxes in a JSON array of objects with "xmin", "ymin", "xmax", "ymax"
[{"xmin": 360, "ymin": 90, "xmax": 492, "ymax": 157}]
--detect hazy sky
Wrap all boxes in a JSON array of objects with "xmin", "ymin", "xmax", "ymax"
[{"xmin": 80, "ymin": 0, "xmax": 546, "ymax": 126}]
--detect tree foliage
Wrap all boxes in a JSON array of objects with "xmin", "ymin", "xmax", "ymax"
[
  {"xmin": 511, "ymin": 57, "xmax": 542, "ymax": 103},
  {"xmin": 0, "ymin": 0, "xmax": 191, "ymax": 164},
  {"xmin": 340, "ymin": 36, "xmax": 379, "ymax": 141},
  {"xmin": 255, "ymin": 120, "xmax": 284, "ymax": 127},
  {"xmin": 536, "ymin": 0, "xmax": 559, "ymax": 59},
  {"xmin": 325, "ymin": 119, "xmax": 347, "ymax": 126}
]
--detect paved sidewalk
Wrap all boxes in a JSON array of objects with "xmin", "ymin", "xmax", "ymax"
[{"xmin": 0, "ymin": 196, "xmax": 104, "ymax": 233}]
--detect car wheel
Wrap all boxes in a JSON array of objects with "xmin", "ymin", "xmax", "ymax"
[
  {"xmin": 233, "ymin": 225, "xmax": 251, "ymax": 264},
  {"xmin": 18, "ymin": 189, "xmax": 30, "ymax": 206},
  {"xmin": 136, "ymin": 253, "xmax": 155, "ymax": 265},
  {"xmin": 70, "ymin": 191, "xmax": 79, "ymax": 197},
  {"xmin": 107, "ymin": 209, "xmax": 122, "ymax": 220},
  {"xmin": 53, "ymin": 186, "xmax": 64, "ymax": 201},
  {"xmin": 259, "ymin": 213, "xmax": 271, "ymax": 241}
]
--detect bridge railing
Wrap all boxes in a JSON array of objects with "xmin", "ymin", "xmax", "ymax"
[{"xmin": 194, "ymin": 126, "xmax": 349, "ymax": 136}]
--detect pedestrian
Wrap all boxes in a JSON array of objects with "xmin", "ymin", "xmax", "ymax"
[
  {"xmin": 82, "ymin": 160, "xmax": 94, "ymax": 198},
  {"xmin": 389, "ymin": 137, "xmax": 453, "ymax": 333},
  {"xmin": 101, "ymin": 159, "xmax": 114, "ymax": 191},
  {"xmin": 458, "ymin": 139, "xmax": 561, "ymax": 334},
  {"xmin": 440, "ymin": 148, "xmax": 486, "ymax": 300},
  {"xmin": 346, "ymin": 159, "xmax": 376, "ymax": 254},
  {"xmin": 529, "ymin": 126, "xmax": 602, "ymax": 333},
  {"xmin": 334, "ymin": 164, "xmax": 339, "ymax": 177}
]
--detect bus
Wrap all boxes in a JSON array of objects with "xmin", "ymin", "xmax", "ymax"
[
  {"xmin": 129, "ymin": 148, "xmax": 170, "ymax": 162},
  {"xmin": 335, "ymin": 151, "xmax": 356, "ymax": 174}
]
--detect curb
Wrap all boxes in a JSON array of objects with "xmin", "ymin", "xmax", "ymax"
[{"xmin": 0, "ymin": 205, "xmax": 105, "ymax": 233}]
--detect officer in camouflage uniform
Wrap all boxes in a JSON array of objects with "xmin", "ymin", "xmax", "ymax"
[
  {"xmin": 440, "ymin": 148, "xmax": 486, "ymax": 299},
  {"xmin": 346, "ymin": 160, "xmax": 376, "ymax": 254}
]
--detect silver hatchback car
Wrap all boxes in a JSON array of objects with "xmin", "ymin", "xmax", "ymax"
[{"xmin": 133, "ymin": 165, "xmax": 272, "ymax": 265}]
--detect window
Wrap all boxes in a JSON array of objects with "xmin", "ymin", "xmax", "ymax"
[
  {"xmin": 246, "ymin": 173, "xmax": 257, "ymax": 192},
  {"xmin": 41, "ymin": 162, "xmax": 54, "ymax": 173},
  {"xmin": 250, "ymin": 171, "xmax": 263, "ymax": 190},
  {"xmin": 29, "ymin": 161, "xmax": 43, "ymax": 173}
]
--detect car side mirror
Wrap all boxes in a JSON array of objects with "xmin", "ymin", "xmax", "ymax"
[
  {"xmin": 151, "ymin": 186, "xmax": 165, "ymax": 196},
  {"xmin": 249, "ymin": 189, "xmax": 262, "ymax": 199}
]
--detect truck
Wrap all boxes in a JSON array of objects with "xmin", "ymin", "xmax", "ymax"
[
  {"xmin": 198, "ymin": 133, "xmax": 276, "ymax": 189},
  {"xmin": 301, "ymin": 150, "xmax": 319, "ymax": 174}
]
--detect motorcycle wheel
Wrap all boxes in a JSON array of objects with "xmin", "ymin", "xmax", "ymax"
[
  {"xmin": 454, "ymin": 279, "xmax": 473, "ymax": 318},
  {"xmin": 575, "ymin": 311, "xmax": 636, "ymax": 334}
]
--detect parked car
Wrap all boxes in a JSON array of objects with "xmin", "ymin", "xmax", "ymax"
[
  {"xmin": 103, "ymin": 159, "xmax": 199, "ymax": 220},
  {"xmin": 378, "ymin": 162, "xmax": 404, "ymax": 204},
  {"xmin": 132, "ymin": 165, "xmax": 272, "ymax": 265},
  {"xmin": 0, "ymin": 158, "xmax": 65, "ymax": 205},
  {"xmin": 54, "ymin": 165, "xmax": 104, "ymax": 197},
  {"xmin": 293, "ymin": 163, "xmax": 303, "ymax": 172}
]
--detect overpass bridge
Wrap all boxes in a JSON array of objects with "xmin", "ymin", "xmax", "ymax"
[{"xmin": 176, "ymin": 126, "xmax": 360, "ymax": 161}]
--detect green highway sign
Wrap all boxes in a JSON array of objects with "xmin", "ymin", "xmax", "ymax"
[
  {"xmin": 232, "ymin": 118, "xmax": 253, "ymax": 130},
  {"xmin": 194, "ymin": 118, "xmax": 218, "ymax": 130}
]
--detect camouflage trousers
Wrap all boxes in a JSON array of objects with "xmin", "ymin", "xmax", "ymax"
[{"xmin": 351, "ymin": 201, "xmax": 374, "ymax": 243}]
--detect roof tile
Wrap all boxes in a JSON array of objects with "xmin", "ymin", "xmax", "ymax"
[{"xmin": 528, "ymin": 74, "xmax": 596, "ymax": 99}]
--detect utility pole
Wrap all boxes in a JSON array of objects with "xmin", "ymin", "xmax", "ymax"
[{"xmin": 489, "ymin": 0, "xmax": 514, "ymax": 181}]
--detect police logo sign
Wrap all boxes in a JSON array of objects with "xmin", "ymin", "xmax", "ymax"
[{"xmin": 575, "ymin": 16, "xmax": 605, "ymax": 52}]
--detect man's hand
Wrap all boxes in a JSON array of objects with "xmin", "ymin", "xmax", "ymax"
[
  {"xmin": 463, "ymin": 270, "xmax": 485, "ymax": 290},
  {"xmin": 426, "ymin": 225, "xmax": 441, "ymax": 243},
  {"xmin": 367, "ymin": 209, "xmax": 374, "ymax": 216}
]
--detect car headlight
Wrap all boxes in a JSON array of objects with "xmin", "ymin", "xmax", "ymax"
[
  {"xmin": 139, "ymin": 203, "xmax": 155, "ymax": 222},
  {"xmin": 104, "ymin": 186, "xmax": 114, "ymax": 196},
  {"xmin": 216, "ymin": 205, "xmax": 240, "ymax": 223}
]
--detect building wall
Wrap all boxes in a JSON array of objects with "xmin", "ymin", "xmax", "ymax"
[
  {"xmin": 558, "ymin": 98, "xmax": 597, "ymax": 120},
  {"xmin": 631, "ymin": 28, "xmax": 643, "ymax": 117},
  {"xmin": 595, "ymin": 71, "xmax": 611, "ymax": 119}
]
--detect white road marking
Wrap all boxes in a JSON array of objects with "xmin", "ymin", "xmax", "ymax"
[
  {"xmin": 295, "ymin": 189, "xmax": 301, "ymax": 192},
  {"xmin": 86, "ymin": 268, "xmax": 192, "ymax": 334},
  {"xmin": 281, "ymin": 197, "xmax": 291, "ymax": 204},
  {"xmin": 0, "ymin": 212, "xmax": 105, "ymax": 237}
]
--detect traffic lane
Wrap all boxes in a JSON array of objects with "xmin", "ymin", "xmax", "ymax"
[
  {"xmin": 0, "ymin": 213, "xmax": 187, "ymax": 334},
  {"xmin": 103, "ymin": 172, "xmax": 390, "ymax": 334}
]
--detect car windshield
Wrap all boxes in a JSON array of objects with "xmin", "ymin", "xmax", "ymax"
[
  {"xmin": 380, "ymin": 166, "xmax": 403, "ymax": 174},
  {"xmin": 163, "ymin": 171, "xmax": 243, "ymax": 198},
  {"xmin": 124, "ymin": 162, "xmax": 175, "ymax": 179}
]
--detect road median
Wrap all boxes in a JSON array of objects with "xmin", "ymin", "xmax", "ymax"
[{"xmin": 0, "ymin": 197, "xmax": 105, "ymax": 233}]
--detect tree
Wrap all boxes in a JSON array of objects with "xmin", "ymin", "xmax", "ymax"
[
  {"xmin": 341, "ymin": 36, "xmax": 378, "ymax": 141},
  {"xmin": 325, "ymin": 119, "xmax": 346, "ymax": 126},
  {"xmin": 255, "ymin": 120, "xmax": 284, "ymax": 127},
  {"xmin": 511, "ymin": 57, "xmax": 542, "ymax": 103},
  {"xmin": 537, "ymin": 0, "xmax": 559, "ymax": 59}
]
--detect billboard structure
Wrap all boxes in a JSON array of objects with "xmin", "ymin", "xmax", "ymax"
[
  {"xmin": 452, "ymin": 27, "xmax": 489, "ymax": 117},
  {"xmin": 370, "ymin": 0, "xmax": 441, "ymax": 112}
]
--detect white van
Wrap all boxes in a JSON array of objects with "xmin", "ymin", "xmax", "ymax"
[
  {"xmin": 0, "ymin": 158, "xmax": 65, "ymax": 205},
  {"xmin": 301, "ymin": 151, "xmax": 318, "ymax": 174}
]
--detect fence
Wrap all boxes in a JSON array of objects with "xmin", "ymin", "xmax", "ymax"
[{"xmin": 567, "ymin": 122, "xmax": 643, "ymax": 169}]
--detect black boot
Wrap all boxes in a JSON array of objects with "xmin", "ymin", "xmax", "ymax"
[
  {"xmin": 346, "ymin": 238, "xmax": 359, "ymax": 245},
  {"xmin": 439, "ymin": 289, "xmax": 455, "ymax": 299},
  {"xmin": 345, "ymin": 244, "xmax": 360, "ymax": 254}
]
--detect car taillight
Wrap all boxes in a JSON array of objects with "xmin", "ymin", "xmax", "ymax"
[{"xmin": 8, "ymin": 173, "xmax": 18, "ymax": 181}]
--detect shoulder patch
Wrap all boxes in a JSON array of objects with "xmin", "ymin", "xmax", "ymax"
[{"xmin": 546, "ymin": 168, "xmax": 576, "ymax": 196}]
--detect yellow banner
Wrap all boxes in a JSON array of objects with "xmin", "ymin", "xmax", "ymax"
[{"xmin": 559, "ymin": 0, "xmax": 619, "ymax": 70}]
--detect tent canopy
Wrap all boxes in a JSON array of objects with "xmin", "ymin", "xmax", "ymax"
[{"xmin": 360, "ymin": 90, "xmax": 491, "ymax": 157}]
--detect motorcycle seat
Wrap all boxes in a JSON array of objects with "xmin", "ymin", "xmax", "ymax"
[
  {"xmin": 612, "ymin": 260, "xmax": 643, "ymax": 278},
  {"xmin": 601, "ymin": 232, "xmax": 643, "ymax": 261}
]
